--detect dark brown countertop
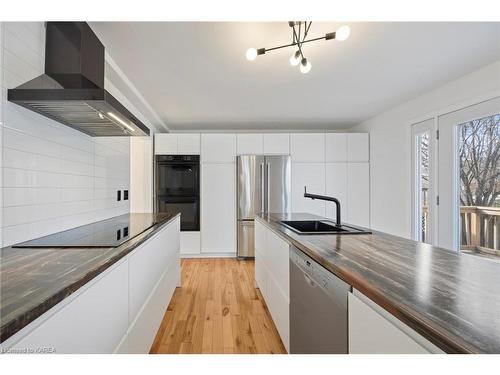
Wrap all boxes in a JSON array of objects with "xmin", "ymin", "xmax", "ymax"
[
  {"xmin": 0, "ymin": 213, "xmax": 179, "ymax": 343},
  {"xmin": 256, "ymin": 213, "xmax": 500, "ymax": 354}
]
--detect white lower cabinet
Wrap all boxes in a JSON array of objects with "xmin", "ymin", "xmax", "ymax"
[
  {"xmin": 254, "ymin": 219, "xmax": 290, "ymax": 352},
  {"xmin": 201, "ymin": 163, "xmax": 236, "ymax": 254},
  {"xmin": 4, "ymin": 218, "xmax": 181, "ymax": 354},
  {"xmin": 10, "ymin": 259, "xmax": 129, "ymax": 354},
  {"xmin": 348, "ymin": 290, "xmax": 443, "ymax": 354},
  {"xmin": 127, "ymin": 218, "xmax": 180, "ymax": 353}
]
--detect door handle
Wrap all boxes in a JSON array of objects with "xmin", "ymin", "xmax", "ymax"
[
  {"xmin": 260, "ymin": 163, "xmax": 265, "ymax": 214},
  {"xmin": 303, "ymin": 273, "xmax": 317, "ymax": 288}
]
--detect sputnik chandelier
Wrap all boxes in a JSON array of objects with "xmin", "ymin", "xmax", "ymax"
[{"xmin": 246, "ymin": 22, "xmax": 351, "ymax": 74}]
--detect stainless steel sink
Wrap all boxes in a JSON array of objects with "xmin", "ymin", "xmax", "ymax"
[{"xmin": 280, "ymin": 220, "xmax": 371, "ymax": 235}]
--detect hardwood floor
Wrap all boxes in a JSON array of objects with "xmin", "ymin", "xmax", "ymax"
[{"xmin": 150, "ymin": 258, "xmax": 287, "ymax": 354}]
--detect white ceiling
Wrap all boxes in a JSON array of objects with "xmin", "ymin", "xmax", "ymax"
[{"xmin": 90, "ymin": 22, "xmax": 500, "ymax": 132}]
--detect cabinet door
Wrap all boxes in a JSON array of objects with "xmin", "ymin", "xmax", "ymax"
[
  {"xmin": 177, "ymin": 134, "xmax": 200, "ymax": 154},
  {"xmin": 237, "ymin": 134, "xmax": 263, "ymax": 155},
  {"xmin": 325, "ymin": 163, "xmax": 348, "ymax": 223},
  {"xmin": 129, "ymin": 219, "xmax": 179, "ymax": 321},
  {"xmin": 155, "ymin": 134, "xmax": 177, "ymax": 155},
  {"xmin": 255, "ymin": 219, "xmax": 266, "ymax": 255},
  {"xmin": 12, "ymin": 260, "xmax": 129, "ymax": 353},
  {"xmin": 347, "ymin": 163, "xmax": 370, "ymax": 227},
  {"xmin": 291, "ymin": 163, "xmax": 326, "ymax": 217},
  {"xmin": 201, "ymin": 134, "xmax": 236, "ymax": 163},
  {"xmin": 266, "ymin": 229, "xmax": 290, "ymax": 299},
  {"xmin": 201, "ymin": 163, "xmax": 236, "ymax": 253},
  {"xmin": 348, "ymin": 292, "xmax": 441, "ymax": 354},
  {"xmin": 263, "ymin": 133, "xmax": 290, "ymax": 155},
  {"xmin": 325, "ymin": 133, "xmax": 347, "ymax": 162},
  {"xmin": 290, "ymin": 133, "xmax": 325, "ymax": 162},
  {"xmin": 347, "ymin": 133, "xmax": 369, "ymax": 162}
]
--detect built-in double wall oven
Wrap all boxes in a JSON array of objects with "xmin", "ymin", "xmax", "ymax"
[{"xmin": 155, "ymin": 155, "xmax": 200, "ymax": 231}]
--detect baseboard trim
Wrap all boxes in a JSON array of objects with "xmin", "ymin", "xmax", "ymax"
[{"xmin": 181, "ymin": 253, "xmax": 237, "ymax": 259}]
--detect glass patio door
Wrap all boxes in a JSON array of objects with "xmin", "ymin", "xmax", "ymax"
[
  {"xmin": 412, "ymin": 119, "xmax": 437, "ymax": 245},
  {"xmin": 437, "ymin": 96, "xmax": 500, "ymax": 252}
]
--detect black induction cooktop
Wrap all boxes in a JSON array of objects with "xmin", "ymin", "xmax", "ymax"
[{"xmin": 12, "ymin": 213, "xmax": 163, "ymax": 248}]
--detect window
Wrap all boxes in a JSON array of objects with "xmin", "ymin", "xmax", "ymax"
[{"xmin": 458, "ymin": 114, "xmax": 500, "ymax": 258}]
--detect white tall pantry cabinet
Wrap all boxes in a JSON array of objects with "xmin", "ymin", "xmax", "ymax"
[{"xmin": 200, "ymin": 134, "xmax": 237, "ymax": 255}]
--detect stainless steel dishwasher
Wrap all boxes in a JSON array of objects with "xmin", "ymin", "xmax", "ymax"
[{"xmin": 290, "ymin": 245, "xmax": 351, "ymax": 354}]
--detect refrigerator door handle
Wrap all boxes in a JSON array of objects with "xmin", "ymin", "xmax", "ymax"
[
  {"xmin": 267, "ymin": 162, "xmax": 271, "ymax": 213},
  {"xmin": 260, "ymin": 162, "xmax": 265, "ymax": 214}
]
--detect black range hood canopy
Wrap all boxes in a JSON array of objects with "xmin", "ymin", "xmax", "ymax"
[{"xmin": 7, "ymin": 22, "xmax": 150, "ymax": 137}]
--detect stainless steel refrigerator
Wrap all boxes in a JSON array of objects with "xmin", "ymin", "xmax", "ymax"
[{"xmin": 237, "ymin": 155, "xmax": 291, "ymax": 258}]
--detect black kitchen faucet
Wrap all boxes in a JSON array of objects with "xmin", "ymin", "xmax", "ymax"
[{"xmin": 303, "ymin": 186, "xmax": 342, "ymax": 227}]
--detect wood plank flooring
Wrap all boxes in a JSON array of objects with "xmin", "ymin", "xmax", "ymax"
[{"xmin": 150, "ymin": 258, "xmax": 286, "ymax": 354}]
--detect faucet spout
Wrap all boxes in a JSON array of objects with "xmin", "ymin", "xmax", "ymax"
[{"xmin": 303, "ymin": 186, "xmax": 342, "ymax": 227}]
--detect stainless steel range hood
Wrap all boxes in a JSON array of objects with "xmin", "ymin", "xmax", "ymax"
[{"xmin": 7, "ymin": 22, "xmax": 150, "ymax": 137}]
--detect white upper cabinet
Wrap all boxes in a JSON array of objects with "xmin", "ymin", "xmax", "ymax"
[
  {"xmin": 325, "ymin": 163, "xmax": 348, "ymax": 222},
  {"xmin": 201, "ymin": 134, "xmax": 236, "ymax": 163},
  {"xmin": 347, "ymin": 133, "xmax": 369, "ymax": 162},
  {"xmin": 291, "ymin": 163, "xmax": 326, "ymax": 217},
  {"xmin": 263, "ymin": 133, "xmax": 290, "ymax": 155},
  {"xmin": 290, "ymin": 133, "xmax": 325, "ymax": 162},
  {"xmin": 154, "ymin": 134, "xmax": 177, "ymax": 155},
  {"xmin": 177, "ymin": 134, "xmax": 200, "ymax": 154},
  {"xmin": 325, "ymin": 133, "xmax": 347, "ymax": 162},
  {"xmin": 347, "ymin": 162, "xmax": 370, "ymax": 227},
  {"xmin": 237, "ymin": 134, "xmax": 264, "ymax": 155}
]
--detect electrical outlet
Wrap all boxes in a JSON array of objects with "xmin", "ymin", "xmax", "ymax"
[
  {"xmin": 124, "ymin": 190, "xmax": 129, "ymax": 201},
  {"xmin": 117, "ymin": 190, "xmax": 121, "ymax": 201}
]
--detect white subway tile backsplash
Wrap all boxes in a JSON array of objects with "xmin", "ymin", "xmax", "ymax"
[
  {"xmin": 4, "ymin": 127, "xmax": 61, "ymax": 158},
  {"xmin": 3, "ymin": 49, "xmax": 39, "ymax": 82},
  {"xmin": 1, "ymin": 22, "xmax": 132, "ymax": 247},
  {"xmin": 4, "ymin": 28, "xmax": 43, "ymax": 71}
]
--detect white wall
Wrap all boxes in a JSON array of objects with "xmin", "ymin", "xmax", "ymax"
[
  {"xmin": 350, "ymin": 60, "xmax": 500, "ymax": 239},
  {"xmin": 0, "ymin": 22, "xmax": 147, "ymax": 247},
  {"xmin": 130, "ymin": 137, "xmax": 153, "ymax": 213}
]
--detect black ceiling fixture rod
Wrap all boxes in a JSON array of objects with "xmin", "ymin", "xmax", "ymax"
[{"xmin": 259, "ymin": 34, "xmax": 332, "ymax": 54}]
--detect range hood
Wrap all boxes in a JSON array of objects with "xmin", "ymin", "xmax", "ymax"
[{"xmin": 7, "ymin": 22, "xmax": 150, "ymax": 137}]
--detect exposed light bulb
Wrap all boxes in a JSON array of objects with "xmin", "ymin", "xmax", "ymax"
[
  {"xmin": 300, "ymin": 58, "xmax": 312, "ymax": 74},
  {"xmin": 289, "ymin": 50, "xmax": 301, "ymax": 66},
  {"xmin": 246, "ymin": 48, "xmax": 257, "ymax": 61},
  {"xmin": 336, "ymin": 25, "xmax": 351, "ymax": 42}
]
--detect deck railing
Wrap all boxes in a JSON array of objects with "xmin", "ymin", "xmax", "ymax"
[
  {"xmin": 460, "ymin": 206, "xmax": 500, "ymax": 256},
  {"xmin": 421, "ymin": 206, "xmax": 500, "ymax": 256}
]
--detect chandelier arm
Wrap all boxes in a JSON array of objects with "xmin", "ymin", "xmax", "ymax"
[
  {"xmin": 303, "ymin": 22, "xmax": 312, "ymax": 42},
  {"xmin": 259, "ymin": 34, "xmax": 331, "ymax": 54},
  {"xmin": 292, "ymin": 25, "xmax": 305, "ymax": 60}
]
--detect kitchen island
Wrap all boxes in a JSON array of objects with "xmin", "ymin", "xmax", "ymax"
[
  {"xmin": 0, "ymin": 213, "xmax": 180, "ymax": 353},
  {"xmin": 256, "ymin": 213, "xmax": 500, "ymax": 354}
]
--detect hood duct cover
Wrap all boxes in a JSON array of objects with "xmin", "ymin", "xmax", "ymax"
[{"xmin": 7, "ymin": 22, "xmax": 150, "ymax": 137}]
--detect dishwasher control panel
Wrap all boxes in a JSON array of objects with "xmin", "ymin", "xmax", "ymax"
[{"xmin": 290, "ymin": 245, "xmax": 351, "ymax": 296}]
